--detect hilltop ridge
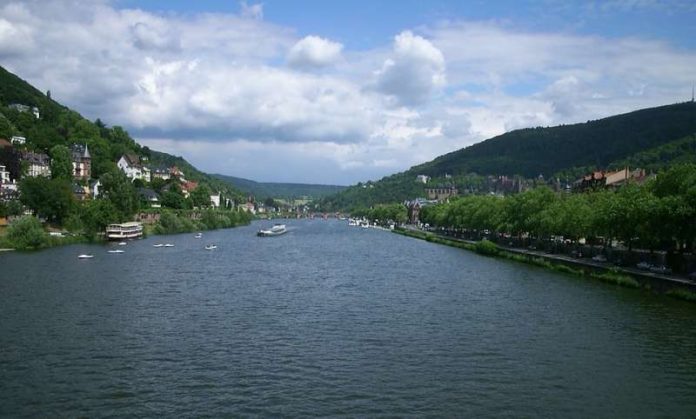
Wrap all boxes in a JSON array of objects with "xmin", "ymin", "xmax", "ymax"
[{"xmin": 320, "ymin": 101, "xmax": 696, "ymax": 210}]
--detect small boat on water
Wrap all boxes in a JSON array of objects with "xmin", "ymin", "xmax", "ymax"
[
  {"xmin": 78, "ymin": 254, "xmax": 93, "ymax": 259},
  {"xmin": 195, "ymin": 233, "xmax": 203, "ymax": 239},
  {"xmin": 205, "ymin": 244, "xmax": 217, "ymax": 250},
  {"xmin": 257, "ymin": 223, "xmax": 287, "ymax": 237},
  {"xmin": 153, "ymin": 243, "xmax": 164, "ymax": 248},
  {"xmin": 118, "ymin": 242, "xmax": 127, "ymax": 246},
  {"xmin": 108, "ymin": 249, "xmax": 125, "ymax": 254},
  {"xmin": 164, "ymin": 243, "xmax": 175, "ymax": 247}
]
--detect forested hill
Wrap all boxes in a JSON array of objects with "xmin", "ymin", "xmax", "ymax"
[
  {"xmin": 415, "ymin": 101, "xmax": 696, "ymax": 178},
  {"xmin": 319, "ymin": 101, "xmax": 696, "ymax": 211},
  {"xmin": 0, "ymin": 65, "xmax": 244, "ymax": 200},
  {"xmin": 213, "ymin": 174, "xmax": 346, "ymax": 200}
]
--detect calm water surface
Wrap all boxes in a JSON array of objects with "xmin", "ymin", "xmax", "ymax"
[{"xmin": 1, "ymin": 219, "xmax": 696, "ymax": 417}]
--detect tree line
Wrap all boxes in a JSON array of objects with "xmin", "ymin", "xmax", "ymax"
[{"xmin": 419, "ymin": 164, "xmax": 696, "ymax": 254}]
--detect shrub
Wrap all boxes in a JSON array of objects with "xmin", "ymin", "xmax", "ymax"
[
  {"xmin": 475, "ymin": 239, "xmax": 499, "ymax": 256},
  {"xmin": 7, "ymin": 216, "xmax": 48, "ymax": 250}
]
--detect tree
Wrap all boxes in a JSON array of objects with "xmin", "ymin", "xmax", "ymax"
[
  {"xmin": 99, "ymin": 170, "xmax": 140, "ymax": 220},
  {"xmin": 19, "ymin": 177, "xmax": 75, "ymax": 224},
  {"xmin": 50, "ymin": 144, "xmax": 73, "ymax": 180},
  {"xmin": 81, "ymin": 199, "xmax": 119, "ymax": 236},
  {"xmin": 161, "ymin": 186, "xmax": 185, "ymax": 209},
  {"xmin": 190, "ymin": 184, "xmax": 213, "ymax": 208},
  {"xmin": 7, "ymin": 216, "xmax": 47, "ymax": 250}
]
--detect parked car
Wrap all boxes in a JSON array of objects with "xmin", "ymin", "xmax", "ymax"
[
  {"xmin": 649, "ymin": 265, "xmax": 672, "ymax": 275},
  {"xmin": 636, "ymin": 261, "xmax": 652, "ymax": 271}
]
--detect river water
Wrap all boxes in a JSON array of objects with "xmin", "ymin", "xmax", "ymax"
[{"xmin": 1, "ymin": 219, "xmax": 695, "ymax": 417}]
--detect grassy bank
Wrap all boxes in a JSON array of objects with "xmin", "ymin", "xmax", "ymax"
[
  {"xmin": 149, "ymin": 209, "xmax": 251, "ymax": 235},
  {"xmin": 0, "ymin": 210, "xmax": 252, "ymax": 252},
  {"xmin": 392, "ymin": 228, "xmax": 696, "ymax": 301}
]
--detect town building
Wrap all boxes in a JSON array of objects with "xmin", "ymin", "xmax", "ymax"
[
  {"xmin": 22, "ymin": 151, "xmax": 51, "ymax": 178},
  {"xmin": 151, "ymin": 166, "xmax": 171, "ymax": 181},
  {"xmin": 0, "ymin": 164, "xmax": 10, "ymax": 184},
  {"xmin": 71, "ymin": 144, "xmax": 91, "ymax": 180},
  {"xmin": 90, "ymin": 179, "xmax": 102, "ymax": 199},
  {"xmin": 72, "ymin": 183, "xmax": 89, "ymax": 201},
  {"xmin": 9, "ymin": 103, "xmax": 40, "ymax": 119},
  {"xmin": 10, "ymin": 136, "xmax": 26, "ymax": 145},
  {"xmin": 138, "ymin": 188, "xmax": 161, "ymax": 208},
  {"xmin": 117, "ymin": 153, "xmax": 150, "ymax": 182},
  {"xmin": 425, "ymin": 185, "xmax": 458, "ymax": 201},
  {"xmin": 404, "ymin": 198, "xmax": 437, "ymax": 224}
]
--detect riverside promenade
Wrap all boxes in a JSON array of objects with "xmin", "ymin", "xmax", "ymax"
[{"xmin": 398, "ymin": 225, "xmax": 696, "ymax": 294}]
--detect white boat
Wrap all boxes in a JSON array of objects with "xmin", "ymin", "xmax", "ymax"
[
  {"xmin": 108, "ymin": 249, "xmax": 125, "ymax": 254},
  {"xmin": 153, "ymin": 243, "xmax": 164, "ymax": 248},
  {"xmin": 195, "ymin": 233, "xmax": 203, "ymax": 239},
  {"xmin": 118, "ymin": 242, "xmax": 127, "ymax": 246},
  {"xmin": 78, "ymin": 254, "xmax": 93, "ymax": 259},
  {"xmin": 205, "ymin": 244, "xmax": 217, "ymax": 250},
  {"xmin": 164, "ymin": 243, "xmax": 175, "ymax": 247},
  {"xmin": 257, "ymin": 223, "xmax": 287, "ymax": 237},
  {"xmin": 106, "ymin": 222, "xmax": 143, "ymax": 241}
]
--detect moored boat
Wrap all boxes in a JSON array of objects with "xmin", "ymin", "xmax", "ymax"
[
  {"xmin": 205, "ymin": 244, "xmax": 217, "ymax": 250},
  {"xmin": 108, "ymin": 249, "xmax": 125, "ymax": 254},
  {"xmin": 77, "ymin": 254, "xmax": 93, "ymax": 259},
  {"xmin": 106, "ymin": 222, "xmax": 143, "ymax": 241}
]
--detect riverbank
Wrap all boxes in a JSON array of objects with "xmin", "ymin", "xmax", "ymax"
[
  {"xmin": 393, "ymin": 227, "xmax": 696, "ymax": 303},
  {"xmin": 0, "ymin": 210, "xmax": 252, "ymax": 252}
]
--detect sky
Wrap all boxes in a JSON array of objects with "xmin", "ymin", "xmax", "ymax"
[{"xmin": 0, "ymin": 0, "xmax": 695, "ymax": 185}]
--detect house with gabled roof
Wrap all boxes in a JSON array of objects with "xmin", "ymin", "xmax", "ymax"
[
  {"xmin": 71, "ymin": 144, "xmax": 91, "ymax": 180},
  {"xmin": 117, "ymin": 153, "xmax": 151, "ymax": 183},
  {"xmin": 22, "ymin": 151, "xmax": 51, "ymax": 178}
]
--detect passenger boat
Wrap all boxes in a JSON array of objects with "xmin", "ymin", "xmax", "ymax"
[
  {"xmin": 257, "ymin": 224, "xmax": 287, "ymax": 237},
  {"xmin": 195, "ymin": 233, "xmax": 203, "ymax": 239},
  {"xmin": 105, "ymin": 222, "xmax": 143, "ymax": 241}
]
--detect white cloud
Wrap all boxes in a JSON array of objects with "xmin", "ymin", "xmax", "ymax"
[
  {"xmin": 0, "ymin": 1, "xmax": 694, "ymax": 184},
  {"xmin": 375, "ymin": 31, "xmax": 446, "ymax": 106},
  {"xmin": 287, "ymin": 35, "xmax": 343, "ymax": 69}
]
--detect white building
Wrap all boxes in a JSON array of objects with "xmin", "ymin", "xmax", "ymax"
[
  {"xmin": 9, "ymin": 104, "xmax": 39, "ymax": 119},
  {"xmin": 416, "ymin": 174, "xmax": 430, "ymax": 184},
  {"xmin": 0, "ymin": 165, "xmax": 10, "ymax": 184},
  {"xmin": 117, "ymin": 154, "xmax": 151, "ymax": 183},
  {"xmin": 11, "ymin": 136, "xmax": 26, "ymax": 145},
  {"xmin": 210, "ymin": 192, "xmax": 221, "ymax": 208}
]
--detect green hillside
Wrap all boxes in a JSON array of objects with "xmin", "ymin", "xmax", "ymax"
[
  {"xmin": 320, "ymin": 101, "xmax": 696, "ymax": 210},
  {"xmin": 0, "ymin": 65, "xmax": 244, "ymax": 201},
  {"xmin": 608, "ymin": 134, "xmax": 696, "ymax": 172},
  {"xmin": 213, "ymin": 173, "xmax": 346, "ymax": 200}
]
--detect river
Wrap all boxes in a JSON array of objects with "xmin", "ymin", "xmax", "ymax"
[{"xmin": 1, "ymin": 219, "xmax": 695, "ymax": 417}]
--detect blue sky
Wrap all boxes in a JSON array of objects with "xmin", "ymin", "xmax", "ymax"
[
  {"xmin": 118, "ymin": 0, "xmax": 696, "ymax": 49},
  {"xmin": 1, "ymin": 0, "xmax": 695, "ymax": 184}
]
